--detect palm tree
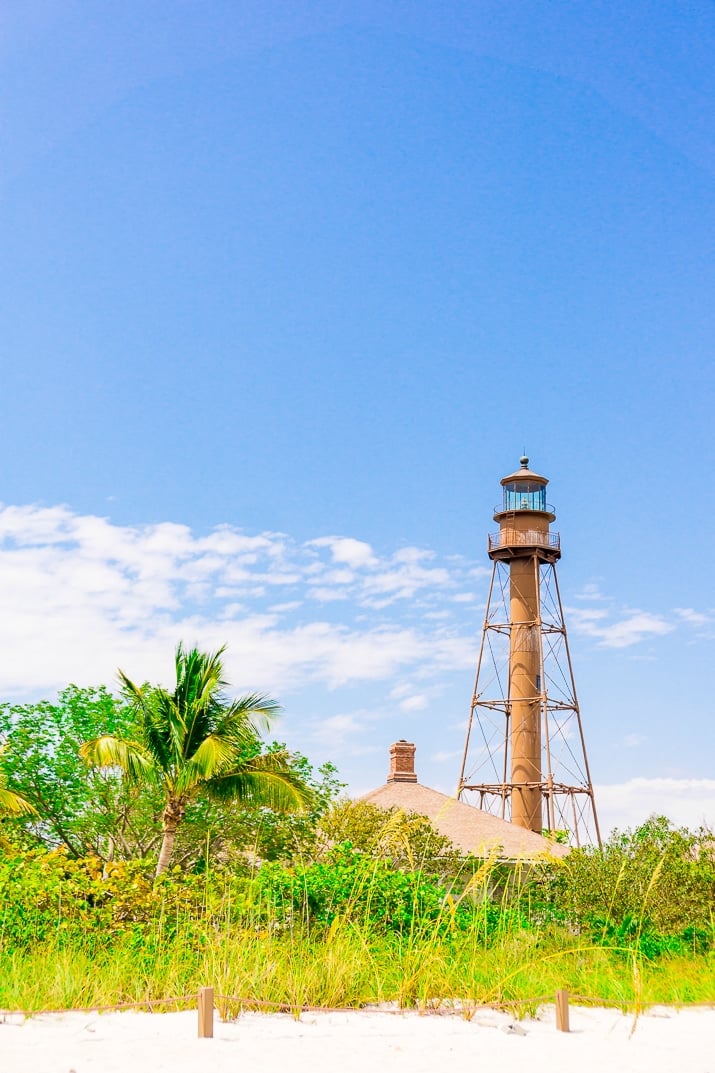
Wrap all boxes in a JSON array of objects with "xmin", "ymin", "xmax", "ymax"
[{"xmin": 80, "ymin": 643, "xmax": 311, "ymax": 876}]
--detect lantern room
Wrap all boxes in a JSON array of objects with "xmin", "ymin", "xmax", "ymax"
[{"xmin": 496, "ymin": 456, "xmax": 553, "ymax": 517}]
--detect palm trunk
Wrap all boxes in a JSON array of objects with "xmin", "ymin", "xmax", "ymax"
[{"xmin": 155, "ymin": 798, "xmax": 184, "ymax": 877}]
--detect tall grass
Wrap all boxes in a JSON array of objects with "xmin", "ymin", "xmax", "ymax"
[{"xmin": 3, "ymin": 917, "xmax": 714, "ymax": 1014}]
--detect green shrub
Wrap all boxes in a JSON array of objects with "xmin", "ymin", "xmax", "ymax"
[
  {"xmin": 526, "ymin": 815, "xmax": 715, "ymax": 954},
  {"xmin": 250, "ymin": 842, "xmax": 524, "ymax": 938}
]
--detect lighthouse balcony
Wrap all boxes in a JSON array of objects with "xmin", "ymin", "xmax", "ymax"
[{"xmin": 488, "ymin": 529, "xmax": 561, "ymax": 560}]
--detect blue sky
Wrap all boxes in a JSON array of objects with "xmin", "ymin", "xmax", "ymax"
[{"xmin": 1, "ymin": 2, "xmax": 714, "ymax": 834}]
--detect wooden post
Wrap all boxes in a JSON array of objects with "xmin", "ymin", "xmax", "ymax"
[
  {"xmin": 198, "ymin": 986, "xmax": 214, "ymax": 1038},
  {"xmin": 555, "ymin": 989, "xmax": 569, "ymax": 1032}
]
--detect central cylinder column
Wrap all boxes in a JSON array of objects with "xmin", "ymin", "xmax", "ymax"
[{"xmin": 509, "ymin": 555, "xmax": 542, "ymax": 832}]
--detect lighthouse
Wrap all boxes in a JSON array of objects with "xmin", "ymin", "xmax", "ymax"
[{"xmin": 458, "ymin": 457, "xmax": 600, "ymax": 846}]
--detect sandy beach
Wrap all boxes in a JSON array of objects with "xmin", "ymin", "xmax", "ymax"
[{"xmin": 2, "ymin": 1004, "xmax": 713, "ymax": 1073}]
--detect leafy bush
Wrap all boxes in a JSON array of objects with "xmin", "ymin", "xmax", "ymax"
[
  {"xmin": 0, "ymin": 847, "xmax": 254, "ymax": 949},
  {"xmin": 527, "ymin": 815, "xmax": 715, "ymax": 954},
  {"xmin": 0, "ymin": 686, "xmax": 162, "ymax": 859},
  {"xmin": 250, "ymin": 842, "xmax": 522, "ymax": 938}
]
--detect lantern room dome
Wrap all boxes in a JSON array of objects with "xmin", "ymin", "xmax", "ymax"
[{"xmin": 499, "ymin": 456, "xmax": 548, "ymax": 487}]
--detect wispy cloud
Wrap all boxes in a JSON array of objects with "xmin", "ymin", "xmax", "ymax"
[
  {"xmin": 389, "ymin": 683, "xmax": 430, "ymax": 712},
  {"xmin": 309, "ymin": 536, "xmax": 377, "ymax": 569},
  {"xmin": 674, "ymin": 607, "xmax": 715, "ymax": 633},
  {"xmin": 568, "ymin": 604, "xmax": 674, "ymax": 648},
  {"xmin": 573, "ymin": 582, "xmax": 608, "ymax": 601},
  {"xmin": 595, "ymin": 612, "xmax": 675, "ymax": 648}
]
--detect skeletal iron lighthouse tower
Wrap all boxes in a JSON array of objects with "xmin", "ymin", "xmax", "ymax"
[{"xmin": 458, "ymin": 457, "xmax": 600, "ymax": 846}]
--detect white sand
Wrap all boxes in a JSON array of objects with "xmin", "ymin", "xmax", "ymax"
[{"xmin": 1, "ymin": 1004, "xmax": 713, "ymax": 1073}]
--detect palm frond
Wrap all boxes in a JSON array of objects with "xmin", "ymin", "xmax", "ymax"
[
  {"xmin": 118, "ymin": 671, "xmax": 181, "ymax": 772},
  {"xmin": 204, "ymin": 752, "xmax": 314, "ymax": 812},
  {"xmin": 176, "ymin": 691, "xmax": 283, "ymax": 793},
  {"xmin": 146, "ymin": 689, "xmax": 185, "ymax": 772},
  {"xmin": 175, "ymin": 733, "xmax": 239, "ymax": 793},
  {"xmin": 209, "ymin": 694, "xmax": 281, "ymax": 752},
  {"xmin": 79, "ymin": 736, "xmax": 155, "ymax": 784},
  {"xmin": 0, "ymin": 785, "xmax": 38, "ymax": 817},
  {"xmin": 218, "ymin": 693, "xmax": 282, "ymax": 739}
]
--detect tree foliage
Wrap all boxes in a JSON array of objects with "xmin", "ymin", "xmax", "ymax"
[
  {"xmin": 80, "ymin": 643, "xmax": 313, "ymax": 875},
  {"xmin": 317, "ymin": 800, "xmax": 465, "ymax": 877},
  {"xmin": 0, "ymin": 676, "xmax": 340, "ymax": 873},
  {"xmin": 0, "ymin": 685, "xmax": 159, "ymax": 858},
  {"xmin": 0, "ymin": 752, "xmax": 37, "ymax": 819}
]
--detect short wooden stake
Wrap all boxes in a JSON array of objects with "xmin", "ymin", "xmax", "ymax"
[
  {"xmin": 555, "ymin": 989, "xmax": 570, "ymax": 1033},
  {"xmin": 198, "ymin": 986, "xmax": 214, "ymax": 1038}
]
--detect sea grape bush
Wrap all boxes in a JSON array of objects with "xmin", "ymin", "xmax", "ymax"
[
  {"xmin": 0, "ymin": 825, "xmax": 713, "ymax": 958},
  {"xmin": 0, "ymin": 848, "xmax": 246, "ymax": 947}
]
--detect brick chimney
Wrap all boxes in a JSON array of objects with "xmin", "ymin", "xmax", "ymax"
[{"xmin": 387, "ymin": 740, "xmax": 417, "ymax": 783}]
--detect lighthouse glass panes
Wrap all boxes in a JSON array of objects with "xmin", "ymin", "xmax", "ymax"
[
  {"xmin": 458, "ymin": 458, "xmax": 600, "ymax": 848},
  {"xmin": 502, "ymin": 480, "xmax": 547, "ymax": 512}
]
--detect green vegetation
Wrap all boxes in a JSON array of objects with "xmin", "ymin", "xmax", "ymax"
[
  {"xmin": 0, "ymin": 823, "xmax": 714, "ymax": 1014},
  {"xmin": 1, "ymin": 647, "xmax": 714, "ymax": 1014}
]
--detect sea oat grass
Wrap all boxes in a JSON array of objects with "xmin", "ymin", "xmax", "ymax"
[{"xmin": 3, "ymin": 919, "xmax": 715, "ymax": 1014}]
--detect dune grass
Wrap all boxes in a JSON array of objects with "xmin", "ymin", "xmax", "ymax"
[{"xmin": 2, "ymin": 913, "xmax": 714, "ymax": 1015}]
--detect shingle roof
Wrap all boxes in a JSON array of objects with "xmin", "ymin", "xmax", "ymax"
[{"xmin": 360, "ymin": 780, "xmax": 568, "ymax": 861}]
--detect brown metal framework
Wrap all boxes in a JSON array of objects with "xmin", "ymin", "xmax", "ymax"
[{"xmin": 458, "ymin": 553, "xmax": 601, "ymax": 847}]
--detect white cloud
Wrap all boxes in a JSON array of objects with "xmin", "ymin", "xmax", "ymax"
[
  {"xmin": 674, "ymin": 607, "xmax": 714, "ymax": 629},
  {"xmin": 306, "ymin": 709, "xmax": 387, "ymax": 760},
  {"xmin": 307, "ymin": 586, "xmax": 350, "ymax": 603},
  {"xmin": 398, "ymin": 694, "xmax": 428, "ymax": 712},
  {"xmin": 0, "ymin": 502, "xmax": 477, "ymax": 699},
  {"xmin": 567, "ymin": 607, "xmax": 609, "ymax": 628},
  {"xmin": 596, "ymin": 777, "xmax": 715, "ymax": 834},
  {"xmin": 309, "ymin": 536, "xmax": 376, "ymax": 568},
  {"xmin": 597, "ymin": 612, "xmax": 674, "ymax": 648},
  {"xmin": 309, "ymin": 712, "xmax": 365, "ymax": 748},
  {"xmin": 361, "ymin": 562, "xmax": 452, "ymax": 605},
  {"xmin": 573, "ymin": 582, "xmax": 608, "ymax": 601},
  {"xmin": 569, "ymin": 606, "xmax": 674, "ymax": 648}
]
